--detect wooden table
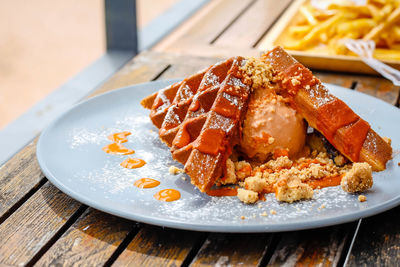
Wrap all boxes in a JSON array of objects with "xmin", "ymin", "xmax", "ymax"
[{"xmin": 1, "ymin": 1, "xmax": 400, "ymax": 266}]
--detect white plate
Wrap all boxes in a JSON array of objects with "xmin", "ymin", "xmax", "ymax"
[{"xmin": 37, "ymin": 80, "xmax": 400, "ymax": 232}]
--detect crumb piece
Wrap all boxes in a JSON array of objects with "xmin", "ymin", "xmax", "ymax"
[
  {"xmin": 319, "ymin": 204, "xmax": 326, "ymax": 209},
  {"xmin": 257, "ymin": 203, "xmax": 263, "ymax": 209},
  {"xmin": 275, "ymin": 177, "xmax": 313, "ymax": 203},
  {"xmin": 398, "ymin": 162, "xmax": 400, "ymax": 166},
  {"xmin": 341, "ymin": 162, "xmax": 373, "ymax": 193},
  {"xmin": 358, "ymin": 195, "xmax": 367, "ymax": 202},
  {"xmin": 181, "ymin": 177, "xmax": 186, "ymax": 181},
  {"xmin": 245, "ymin": 174, "xmax": 267, "ymax": 193},
  {"xmin": 383, "ymin": 137, "xmax": 392, "ymax": 145},
  {"xmin": 291, "ymin": 78, "xmax": 301, "ymax": 86},
  {"xmin": 240, "ymin": 57, "xmax": 273, "ymax": 90},
  {"xmin": 268, "ymin": 136, "xmax": 275, "ymax": 144},
  {"xmin": 240, "ymin": 216, "xmax": 246, "ymax": 220},
  {"xmin": 266, "ymin": 156, "xmax": 292, "ymax": 170},
  {"xmin": 169, "ymin": 166, "xmax": 184, "ymax": 175},
  {"xmin": 260, "ymin": 211, "xmax": 268, "ymax": 217},
  {"xmin": 307, "ymin": 134, "xmax": 326, "ymax": 154},
  {"xmin": 237, "ymin": 188, "xmax": 259, "ymax": 204},
  {"xmin": 270, "ymin": 209, "xmax": 277, "ymax": 215},
  {"xmin": 235, "ymin": 160, "xmax": 252, "ymax": 180},
  {"xmin": 334, "ymin": 155, "xmax": 346, "ymax": 166},
  {"xmin": 220, "ymin": 158, "xmax": 237, "ymax": 184}
]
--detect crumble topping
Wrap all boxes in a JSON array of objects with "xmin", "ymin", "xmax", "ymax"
[
  {"xmin": 265, "ymin": 156, "xmax": 292, "ymax": 170},
  {"xmin": 334, "ymin": 155, "xmax": 346, "ymax": 166},
  {"xmin": 245, "ymin": 174, "xmax": 267, "ymax": 193},
  {"xmin": 234, "ymin": 161, "xmax": 252, "ymax": 180},
  {"xmin": 341, "ymin": 162, "xmax": 373, "ymax": 193},
  {"xmin": 358, "ymin": 195, "xmax": 367, "ymax": 202},
  {"xmin": 275, "ymin": 176, "xmax": 313, "ymax": 203},
  {"xmin": 260, "ymin": 211, "xmax": 268, "ymax": 217},
  {"xmin": 240, "ymin": 57, "xmax": 273, "ymax": 90},
  {"xmin": 226, "ymin": 146, "xmax": 372, "ymax": 204},
  {"xmin": 169, "ymin": 166, "xmax": 185, "ymax": 175},
  {"xmin": 237, "ymin": 188, "xmax": 258, "ymax": 204}
]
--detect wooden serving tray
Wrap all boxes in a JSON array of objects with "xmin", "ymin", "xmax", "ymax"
[{"xmin": 257, "ymin": 0, "xmax": 400, "ymax": 75}]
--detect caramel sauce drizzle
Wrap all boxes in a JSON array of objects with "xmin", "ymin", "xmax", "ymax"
[
  {"xmin": 102, "ymin": 143, "xmax": 135, "ymax": 155},
  {"xmin": 120, "ymin": 158, "xmax": 146, "ymax": 169},
  {"xmin": 154, "ymin": 189, "xmax": 181, "ymax": 202},
  {"xmin": 206, "ymin": 187, "xmax": 237, "ymax": 197},
  {"xmin": 134, "ymin": 178, "xmax": 160, "ymax": 189},
  {"xmin": 108, "ymin": 131, "xmax": 131, "ymax": 143}
]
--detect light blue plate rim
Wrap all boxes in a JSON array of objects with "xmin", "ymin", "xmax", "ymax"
[{"xmin": 36, "ymin": 79, "xmax": 400, "ymax": 233}]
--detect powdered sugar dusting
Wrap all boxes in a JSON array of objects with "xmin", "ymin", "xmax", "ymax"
[
  {"xmin": 41, "ymin": 81, "xmax": 400, "ymax": 232},
  {"xmin": 67, "ymin": 110, "xmax": 374, "ymax": 225}
]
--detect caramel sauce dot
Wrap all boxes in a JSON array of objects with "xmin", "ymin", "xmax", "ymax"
[
  {"xmin": 134, "ymin": 178, "xmax": 160, "ymax": 189},
  {"xmin": 107, "ymin": 131, "xmax": 131, "ymax": 143},
  {"xmin": 102, "ymin": 143, "xmax": 135, "ymax": 155},
  {"xmin": 154, "ymin": 189, "xmax": 181, "ymax": 202},
  {"xmin": 120, "ymin": 158, "xmax": 146, "ymax": 169}
]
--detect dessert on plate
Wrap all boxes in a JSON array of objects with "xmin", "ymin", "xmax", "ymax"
[{"xmin": 141, "ymin": 47, "xmax": 392, "ymax": 204}]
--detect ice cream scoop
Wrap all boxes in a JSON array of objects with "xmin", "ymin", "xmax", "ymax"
[{"xmin": 239, "ymin": 86, "xmax": 306, "ymax": 161}]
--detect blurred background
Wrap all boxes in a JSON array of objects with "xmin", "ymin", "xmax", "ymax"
[{"xmin": 0, "ymin": 0, "xmax": 178, "ymax": 129}]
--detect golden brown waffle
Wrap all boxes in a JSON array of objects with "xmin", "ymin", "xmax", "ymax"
[
  {"xmin": 263, "ymin": 47, "xmax": 392, "ymax": 171},
  {"xmin": 142, "ymin": 47, "xmax": 392, "ymax": 193},
  {"xmin": 141, "ymin": 57, "xmax": 252, "ymax": 192}
]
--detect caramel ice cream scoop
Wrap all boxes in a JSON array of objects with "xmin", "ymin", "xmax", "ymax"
[{"xmin": 239, "ymin": 86, "xmax": 306, "ymax": 161}]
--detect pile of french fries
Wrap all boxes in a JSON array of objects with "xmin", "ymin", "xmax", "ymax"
[{"xmin": 285, "ymin": 0, "xmax": 400, "ymax": 60}]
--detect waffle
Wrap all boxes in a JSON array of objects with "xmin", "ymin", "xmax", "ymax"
[
  {"xmin": 142, "ymin": 47, "xmax": 392, "ymax": 193},
  {"xmin": 263, "ymin": 47, "xmax": 392, "ymax": 171},
  {"xmin": 141, "ymin": 57, "xmax": 252, "ymax": 192}
]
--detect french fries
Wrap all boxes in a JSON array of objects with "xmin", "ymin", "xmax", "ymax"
[{"xmin": 285, "ymin": 0, "xmax": 400, "ymax": 58}]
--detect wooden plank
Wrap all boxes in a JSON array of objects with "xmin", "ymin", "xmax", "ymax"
[
  {"xmin": 314, "ymin": 72, "xmax": 400, "ymax": 107},
  {"xmin": 214, "ymin": 0, "xmax": 291, "ymax": 48},
  {"xmin": 111, "ymin": 226, "xmax": 204, "ymax": 266},
  {"xmin": 158, "ymin": 56, "xmax": 220, "ymax": 80},
  {"xmin": 346, "ymin": 206, "xmax": 400, "ymax": 266},
  {"xmin": 268, "ymin": 224, "xmax": 353, "ymax": 266},
  {"xmin": 89, "ymin": 52, "xmax": 170, "ymax": 97},
  {"xmin": 154, "ymin": 0, "xmax": 254, "ymax": 53},
  {"xmin": 162, "ymin": 43, "xmax": 260, "ymax": 59},
  {"xmin": 314, "ymin": 71, "xmax": 355, "ymax": 88},
  {"xmin": 0, "ymin": 140, "xmax": 44, "ymax": 220},
  {"xmin": 190, "ymin": 233, "xmax": 272, "ymax": 266},
  {"xmin": 0, "ymin": 182, "xmax": 82, "ymax": 266},
  {"xmin": 34, "ymin": 208, "xmax": 138, "ymax": 267}
]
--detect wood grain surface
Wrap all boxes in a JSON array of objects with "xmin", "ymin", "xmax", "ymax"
[
  {"xmin": 268, "ymin": 224, "xmax": 354, "ymax": 266},
  {"xmin": 0, "ymin": 182, "xmax": 82, "ymax": 266},
  {"xmin": 1, "ymin": 0, "xmax": 400, "ymax": 263},
  {"xmin": 190, "ymin": 233, "xmax": 273, "ymax": 267},
  {"xmin": 34, "ymin": 208, "xmax": 138, "ymax": 267},
  {"xmin": 214, "ymin": 0, "xmax": 291, "ymax": 48},
  {"xmin": 346, "ymin": 207, "xmax": 400, "ymax": 266},
  {"xmin": 111, "ymin": 226, "xmax": 204, "ymax": 267},
  {"xmin": 0, "ymin": 50, "xmax": 399, "ymax": 267},
  {"xmin": 0, "ymin": 140, "xmax": 44, "ymax": 221}
]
